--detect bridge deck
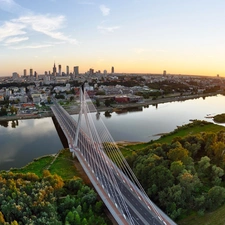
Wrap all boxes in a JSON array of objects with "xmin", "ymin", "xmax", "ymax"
[{"xmin": 51, "ymin": 94, "xmax": 176, "ymax": 225}]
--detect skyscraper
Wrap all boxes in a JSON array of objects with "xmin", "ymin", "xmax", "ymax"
[
  {"xmin": 30, "ymin": 68, "xmax": 33, "ymax": 76},
  {"xmin": 89, "ymin": 68, "xmax": 94, "ymax": 75},
  {"xmin": 58, "ymin": 64, "xmax": 62, "ymax": 76},
  {"xmin": 53, "ymin": 62, "xmax": 56, "ymax": 76},
  {"xmin": 74, "ymin": 66, "xmax": 79, "ymax": 76},
  {"xmin": 66, "ymin": 65, "xmax": 69, "ymax": 75},
  {"xmin": 24, "ymin": 69, "xmax": 27, "ymax": 76},
  {"xmin": 111, "ymin": 66, "xmax": 114, "ymax": 74},
  {"xmin": 34, "ymin": 71, "xmax": 38, "ymax": 80}
]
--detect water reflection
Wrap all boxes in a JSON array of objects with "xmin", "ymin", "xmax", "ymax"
[
  {"xmin": 104, "ymin": 111, "xmax": 112, "ymax": 118},
  {"xmin": 1, "ymin": 94, "xmax": 225, "ymax": 171},
  {"xmin": 0, "ymin": 121, "xmax": 9, "ymax": 128},
  {"xmin": 99, "ymin": 94, "xmax": 225, "ymax": 143},
  {"xmin": 114, "ymin": 106, "xmax": 143, "ymax": 114},
  {"xmin": 11, "ymin": 120, "xmax": 19, "ymax": 128},
  {"xmin": 0, "ymin": 117, "xmax": 63, "ymax": 171}
]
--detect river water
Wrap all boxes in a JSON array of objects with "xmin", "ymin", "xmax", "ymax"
[{"xmin": 1, "ymin": 94, "xmax": 225, "ymax": 171}]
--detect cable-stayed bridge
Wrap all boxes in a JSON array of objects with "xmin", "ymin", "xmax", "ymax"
[{"xmin": 51, "ymin": 85, "xmax": 177, "ymax": 225}]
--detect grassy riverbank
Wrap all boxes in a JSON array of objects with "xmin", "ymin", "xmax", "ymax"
[
  {"xmin": 177, "ymin": 204, "xmax": 225, "ymax": 225},
  {"xmin": 213, "ymin": 113, "xmax": 225, "ymax": 123},
  {"xmin": 118, "ymin": 120, "xmax": 225, "ymax": 156},
  {"xmin": 10, "ymin": 149, "xmax": 80, "ymax": 180}
]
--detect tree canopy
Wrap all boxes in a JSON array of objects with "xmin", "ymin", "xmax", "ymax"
[
  {"xmin": 128, "ymin": 126, "xmax": 225, "ymax": 220},
  {"xmin": 0, "ymin": 171, "xmax": 109, "ymax": 225}
]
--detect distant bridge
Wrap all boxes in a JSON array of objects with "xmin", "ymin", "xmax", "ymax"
[{"xmin": 51, "ymin": 85, "xmax": 177, "ymax": 225}]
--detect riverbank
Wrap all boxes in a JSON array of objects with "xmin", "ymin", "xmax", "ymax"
[{"xmin": 0, "ymin": 92, "xmax": 219, "ymax": 122}]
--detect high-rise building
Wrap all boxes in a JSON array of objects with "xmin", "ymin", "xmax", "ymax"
[
  {"xmin": 66, "ymin": 65, "xmax": 69, "ymax": 75},
  {"xmin": 74, "ymin": 66, "xmax": 79, "ymax": 76},
  {"xmin": 12, "ymin": 72, "xmax": 19, "ymax": 79},
  {"xmin": 53, "ymin": 62, "xmax": 56, "ymax": 76},
  {"xmin": 34, "ymin": 71, "xmax": 38, "ymax": 80},
  {"xmin": 24, "ymin": 69, "xmax": 27, "ymax": 76},
  {"xmin": 111, "ymin": 66, "xmax": 114, "ymax": 74},
  {"xmin": 58, "ymin": 64, "xmax": 62, "ymax": 76},
  {"xmin": 30, "ymin": 68, "xmax": 33, "ymax": 77},
  {"xmin": 163, "ymin": 70, "xmax": 166, "ymax": 76},
  {"xmin": 89, "ymin": 68, "xmax": 94, "ymax": 75}
]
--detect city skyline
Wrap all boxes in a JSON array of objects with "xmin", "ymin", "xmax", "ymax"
[
  {"xmin": 16, "ymin": 63, "xmax": 77, "ymax": 76},
  {"xmin": 0, "ymin": 0, "xmax": 225, "ymax": 77}
]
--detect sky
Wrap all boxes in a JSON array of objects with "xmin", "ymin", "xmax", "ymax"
[{"xmin": 0, "ymin": 0, "xmax": 225, "ymax": 77}]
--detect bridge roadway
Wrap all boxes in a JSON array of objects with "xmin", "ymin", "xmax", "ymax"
[{"xmin": 51, "ymin": 102, "xmax": 176, "ymax": 225}]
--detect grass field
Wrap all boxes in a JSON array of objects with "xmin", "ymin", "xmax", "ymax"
[
  {"xmin": 155, "ymin": 122, "xmax": 225, "ymax": 144},
  {"xmin": 11, "ymin": 155, "xmax": 54, "ymax": 177},
  {"xmin": 11, "ymin": 149, "xmax": 79, "ymax": 180},
  {"xmin": 48, "ymin": 149, "xmax": 80, "ymax": 180},
  {"xmin": 177, "ymin": 205, "xmax": 225, "ymax": 225}
]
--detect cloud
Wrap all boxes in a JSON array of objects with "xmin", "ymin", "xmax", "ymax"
[
  {"xmin": 97, "ymin": 25, "xmax": 120, "ymax": 33},
  {"xmin": 0, "ymin": 0, "xmax": 78, "ymax": 46},
  {"xmin": 0, "ymin": 21, "xmax": 26, "ymax": 41},
  {"xmin": 99, "ymin": 5, "xmax": 110, "ymax": 16},
  {"xmin": 13, "ymin": 15, "xmax": 78, "ymax": 44},
  {"xmin": 0, "ymin": 14, "xmax": 78, "ymax": 45},
  {"xmin": 9, "ymin": 44, "xmax": 53, "ymax": 50},
  {"xmin": 4, "ymin": 36, "xmax": 29, "ymax": 45}
]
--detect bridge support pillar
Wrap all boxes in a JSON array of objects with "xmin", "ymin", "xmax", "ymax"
[{"xmin": 74, "ymin": 84, "xmax": 85, "ymax": 147}]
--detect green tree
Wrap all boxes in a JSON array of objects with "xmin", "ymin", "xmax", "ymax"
[
  {"xmin": 211, "ymin": 165, "xmax": 224, "ymax": 186},
  {"xmin": 170, "ymin": 161, "xmax": 185, "ymax": 177},
  {"xmin": 158, "ymin": 184, "xmax": 184, "ymax": 219},
  {"xmin": 179, "ymin": 172, "xmax": 202, "ymax": 201},
  {"xmin": 47, "ymin": 96, "xmax": 51, "ymax": 104},
  {"xmin": 197, "ymin": 156, "xmax": 211, "ymax": 182},
  {"xmin": 94, "ymin": 201, "xmax": 103, "ymax": 213},
  {"xmin": 95, "ymin": 99, "xmax": 100, "ymax": 107},
  {"xmin": 147, "ymin": 165, "xmax": 174, "ymax": 200},
  {"xmin": 10, "ymin": 106, "xmax": 17, "ymax": 115},
  {"xmin": 104, "ymin": 99, "xmax": 111, "ymax": 107},
  {"xmin": 167, "ymin": 142, "xmax": 189, "ymax": 162},
  {"xmin": 211, "ymin": 141, "xmax": 225, "ymax": 165},
  {"xmin": 206, "ymin": 186, "xmax": 225, "ymax": 210},
  {"xmin": 69, "ymin": 96, "xmax": 74, "ymax": 102}
]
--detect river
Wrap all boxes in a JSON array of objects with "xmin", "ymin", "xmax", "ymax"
[{"xmin": 0, "ymin": 94, "xmax": 225, "ymax": 171}]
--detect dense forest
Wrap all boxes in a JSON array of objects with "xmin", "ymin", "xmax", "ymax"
[
  {"xmin": 0, "ymin": 170, "xmax": 109, "ymax": 225},
  {"xmin": 126, "ymin": 120, "xmax": 225, "ymax": 220}
]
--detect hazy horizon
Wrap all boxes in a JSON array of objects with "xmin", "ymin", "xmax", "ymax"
[{"xmin": 0, "ymin": 0, "xmax": 225, "ymax": 77}]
